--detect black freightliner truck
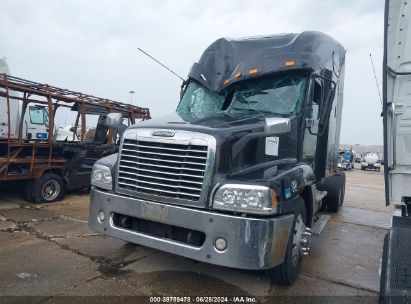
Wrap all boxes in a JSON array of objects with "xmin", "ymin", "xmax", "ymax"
[{"xmin": 88, "ymin": 31, "xmax": 346, "ymax": 284}]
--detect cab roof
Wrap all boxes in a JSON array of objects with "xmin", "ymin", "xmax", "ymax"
[{"xmin": 188, "ymin": 31, "xmax": 345, "ymax": 92}]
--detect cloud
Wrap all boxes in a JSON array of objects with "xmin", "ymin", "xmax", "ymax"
[{"xmin": 0, "ymin": 0, "xmax": 384, "ymax": 144}]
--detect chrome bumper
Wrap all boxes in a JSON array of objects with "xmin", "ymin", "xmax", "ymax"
[{"xmin": 89, "ymin": 188, "xmax": 294, "ymax": 270}]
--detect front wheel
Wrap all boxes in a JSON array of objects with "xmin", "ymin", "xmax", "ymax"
[
  {"xmin": 30, "ymin": 173, "xmax": 65, "ymax": 203},
  {"xmin": 321, "ymin": 173, "xmax": 346, "ymax": 213},
  {"xmin": 268, "ymin": 199, "xmax": 308, "ymax": 285}
]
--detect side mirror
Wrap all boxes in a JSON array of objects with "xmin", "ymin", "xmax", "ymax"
[
  {"xmin": 264, "ymin": 117, "xmax": 291, "ymax": 134},
  {"xmin": 106, "ymin": 113, "xmax": 123, "ymax": 127}
]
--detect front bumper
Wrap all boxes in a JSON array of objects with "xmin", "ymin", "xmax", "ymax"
[{"xmin": 89, "ymin": 188, "xmax": 294, "ymax": 270}]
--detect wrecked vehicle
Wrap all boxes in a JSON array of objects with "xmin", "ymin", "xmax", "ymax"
[
  {"xmin": 89, "ymin": 32, "xmax": 346, "ymax": 284},
  {"xmin": 0, "ymin": 69, "xmax": 150, "ymax": 203}
]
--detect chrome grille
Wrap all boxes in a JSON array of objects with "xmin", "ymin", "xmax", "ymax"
[{"xmin": 117, "ymin": 139, "xmax": 208, "ymax": 201}]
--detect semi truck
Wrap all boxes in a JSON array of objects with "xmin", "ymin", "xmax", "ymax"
[
  {"xmin": 0, "ymin": 58, "xmax": 49, "ymax": 141},
  {"xmin": 380, "ymin": 0, "xmax": 411, "ymax": 301},
  {"xmin": 88, "ymin": 31, "xmax": 346, "ymax": 284},
  {"xmin": 0, "ymin": 66, "xmax": 151, "ymax": 203},
  {"xmin": 361, "ymin": 152, "xmax": 381, "ymax": 171}
]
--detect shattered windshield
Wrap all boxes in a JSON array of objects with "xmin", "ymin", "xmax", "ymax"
[
  {"xmin": 177, "ymin": 81, "xmax": 225, "ymax": 118},
  {"xmin": 227, "ymin": 73, "xmax": 308, "ymax": 115},
  {"xmin": 177, "ymin": 73, "xmax": 308, "ymax": 118}
]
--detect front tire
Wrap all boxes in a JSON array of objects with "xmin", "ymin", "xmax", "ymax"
[
  {"xmin": 268, "ymin": 199, "xmax": 307, "ymax": 285},
  {"xmin": 30, "ymin": 173, "xmax": 65, "ymax": 204},
  {"xmin": 321, "ymin": 173, "xmax": 346, "ymax": 213}
]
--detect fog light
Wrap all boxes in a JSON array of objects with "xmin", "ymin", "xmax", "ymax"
[
  {"xmin": 98, "ymin": 211, "xmax": 105, "ymax": 222},
  {"xmin": 215, "ymin": 238, "xmax": 227, "ymax": 251}
]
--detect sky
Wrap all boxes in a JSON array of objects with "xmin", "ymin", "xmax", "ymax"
[{"xmin": 0, "ymin": 0, "xmax": 384, "ymax": 145}]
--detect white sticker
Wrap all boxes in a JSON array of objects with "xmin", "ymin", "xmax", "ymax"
[{"xmin": 265, "ymin": 136, "xmax": 279, "ymax": 156}]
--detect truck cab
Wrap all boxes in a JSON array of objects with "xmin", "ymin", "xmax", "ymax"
[
  {"xmin": 0, "ymin": 58, "xmax": 49, "ymax": 141},
  {"xmin": 23, "ymin": 104, "xmax": 49, "ymax": 140},
  {"xmin": 89, "ymin": 32, "xmax": 346, "ymax": 284}
]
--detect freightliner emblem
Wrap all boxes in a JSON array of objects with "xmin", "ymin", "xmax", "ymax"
[{"xmin": 152, "ymin": 130, "xmax": 175, "ymax": 137}]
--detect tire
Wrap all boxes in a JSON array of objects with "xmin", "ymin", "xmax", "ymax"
[
  {"xmin": 23, "ymin": 181, "xmax": 33, "ymax": 202},
  {"xmin": 30, "ymin": 173, "xmax": 65, "ymax": 204},
  {"xmin": 379, "ymin": 233, "xmax": 389, "ymax": 302},
  {"xmin": 361, "ymin": 166, "xmax": 365, "ymax": 170},
  {"xmin": 268, "ymin": 198, "xmax": 307, "ymax": 285},
  {"xmin": 321, "ymin": 173, "xmax": 346, "ymax": 213}
]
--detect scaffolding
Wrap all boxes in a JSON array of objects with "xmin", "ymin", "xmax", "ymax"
[{"xmin": 0, "ymin": 73, "xmax": 151, "ymax": 181}]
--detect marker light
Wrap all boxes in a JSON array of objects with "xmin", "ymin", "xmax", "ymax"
[
  {"xmin": 249, "ymin": 68, "xmax": 258, "ymax": 75},
  {"xmin": 284, "ymin": 60, "xmax": 296, "ymax": 67},
  {"xmin": 224, "ymin": 79, "xmax": 230, "ymax": 85},
  {"xmin": 235, "ymin": 72, "xmax": 242, "ymax": 78}
]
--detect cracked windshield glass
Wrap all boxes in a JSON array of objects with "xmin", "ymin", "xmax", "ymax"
[{"xmin": 177, "ymin": 73, "xmax": 308, "ymax": 118}]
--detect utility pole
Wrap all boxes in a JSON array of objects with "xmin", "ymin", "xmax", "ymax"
[{"xmin": 129, "ymin": 90, "xmax": 135, "ymax": 105}]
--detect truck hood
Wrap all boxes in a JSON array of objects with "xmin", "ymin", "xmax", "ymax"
[
  {"xmin": 129, "ymin": 111, "xmax": 269, "ymax": 134},
  {"xmin": 129, "ymin": 111, "xmax": 300, "ymax": 178}
]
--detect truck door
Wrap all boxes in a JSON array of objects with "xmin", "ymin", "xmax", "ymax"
[
  {"xmin": 302, "ymin": 77, "xmax": 322, "ymax": 174},
  {"xmin": 25, "ymin": 105, "xmax": 49, "ymax": 140},
  {"xmin": 384, "ymin": 0, "xmax": 411, "ymax": 207}
]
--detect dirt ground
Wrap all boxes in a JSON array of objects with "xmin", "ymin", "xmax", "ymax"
[{"xmin": 0, "ymin": 165, "xmax": 388, "ymax": 302}]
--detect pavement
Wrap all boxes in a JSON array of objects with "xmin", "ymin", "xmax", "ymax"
[{"xmin": 0, "ymin": 165, "xmax": 388, "ymax": 301}]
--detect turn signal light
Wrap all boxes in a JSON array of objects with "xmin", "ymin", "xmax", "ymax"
[
  {"xmin": 271, "ymin": 190, "xmax": 278, "ymax": 209},
  {"xmin": 224, "ymin": 79, "xmax": 230, "ymax": 85}
]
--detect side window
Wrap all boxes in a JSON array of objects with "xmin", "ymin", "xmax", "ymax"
[
  {"xmin": 29, "ymin": 106, "xmax": 45, "ymax": 125},
  {"xmin": 311, "ymin": 79, "xmax": 322, "ymax": 119}
]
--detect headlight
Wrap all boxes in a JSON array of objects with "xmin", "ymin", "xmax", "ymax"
[
  {"xmin": 91, "ymin": 164, "xmax": 112, "ymax": 190},
  {"xmin": 213, "ymin": 184, "xmax": 277, "ymax": 215}
]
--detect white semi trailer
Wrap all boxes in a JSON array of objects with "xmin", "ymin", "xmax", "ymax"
[{"xmin": 380, "ymin": 0, "xmax": 411, "ymax": 301}]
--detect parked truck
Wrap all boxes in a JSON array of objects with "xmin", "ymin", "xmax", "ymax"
[
  {"xmin": 88, "ymin": 32, "xmax": 346, "ymax": 284},
  {"xmin": 380, "ymin": 0, "xmax": 411, "ymax": 301},
  {"xmin": 0, "ymin": 66, "xmax": 151, "ymax": 203},
  {"xmin": 338, "ymin": 149, "xmax": 354, "ymax": 171},
  {"xmin": 0, "ymin": 58, "xmax": 50, "ymax": 140},
  {"xmin": 361, "ymin": 152, "xmax": 381, "ymax": 171}
]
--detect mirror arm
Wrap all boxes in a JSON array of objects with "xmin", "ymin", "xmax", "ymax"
[{"xmin": 309, "ymin": 82, "xmax": 337, "ymax": 136}]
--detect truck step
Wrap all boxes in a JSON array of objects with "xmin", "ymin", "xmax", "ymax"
[
  {"xmin": 380, "ymin": 227, "xmax": 411, "ymax": 301},
  {"xmin": 311, "ymin": 214, "xmax": 331, "ymax": 236}
]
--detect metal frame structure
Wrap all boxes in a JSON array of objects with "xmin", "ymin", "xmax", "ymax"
[{"xmin": 0, "ymin": 73, "xmax": 151, "ymax": 181}]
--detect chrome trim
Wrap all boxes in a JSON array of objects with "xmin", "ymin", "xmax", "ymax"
[
  {"xmin": 264, "ymin": 117, "xmax": 291, "ymax": 134},
  {"xmin": 119, "ymin": 172, "xmax": 203, "ymax": 185},
  {"xmin": 132, "ymin": 150, "xmax": 208, "ymax": 160},
  {"xmin": 89, "ymin": 188, "xmax": 294, "ymax": 270},
  {"xmin": 115, "ymin": 128, "xmax": 216, "ymax": 208},
  {"xmin": 119, "ymin": 168, "xmax": 203, "ymax": 179}
]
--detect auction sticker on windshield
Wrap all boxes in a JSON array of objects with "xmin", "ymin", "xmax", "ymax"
[{"xmin": 265, "ymin": 137, "xmax": 279, "ymax": 156}]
